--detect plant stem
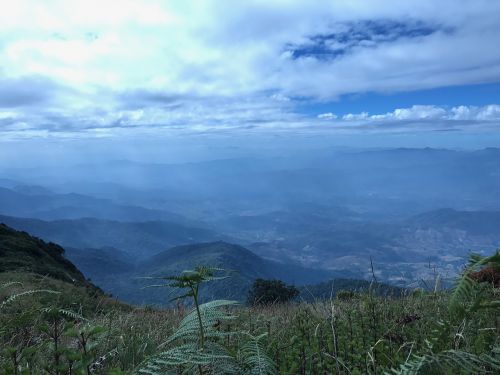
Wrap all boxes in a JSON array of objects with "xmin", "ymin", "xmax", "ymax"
[
  {"xmin": 191, "ymin": 284, "xmax": 205, "ymax": 375},
  {"xmin": 192, "ymin": 285, "xmax": 205, "ymax": 350}
]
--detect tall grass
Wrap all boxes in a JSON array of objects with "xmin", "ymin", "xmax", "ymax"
[{"xmin": 1, "ymin": 252, "xmax": 499, "ymax": 374}]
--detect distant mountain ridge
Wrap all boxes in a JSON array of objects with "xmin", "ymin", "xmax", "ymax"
[
  {"xmin": 0, "ymin": 214, "xmax": 226, "ymax": 258},
  {"xmin": 0, "ymin": 185, "xmax": 189, "ymax": 223}
]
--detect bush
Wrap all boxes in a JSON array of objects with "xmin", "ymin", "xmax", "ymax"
[
  {"xmin": 336, "ymin": 289, "xmax": 359, "ymax": 300},
  {"xmin": 247, "ymin": 279, "xmax": 299, "ymax": 306}
]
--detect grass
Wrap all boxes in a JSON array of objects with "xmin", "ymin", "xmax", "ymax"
[{"xmin": 1, "ymin": 258, "xmax": 499, "ymax": 374}]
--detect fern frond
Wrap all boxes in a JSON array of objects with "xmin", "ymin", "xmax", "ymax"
[
  {"xmin": 450, "ymin": 251, "xmax": 500, "ymax": 316},
  {"xmin": 239, "ymin": 333, "xmax": 277, "ymax": 375},
  {"xmin": 40, "ymin": 307, "xmax": 87, "ymax": 321},
  {"xmin": 449, "ymin": 273, "xmax": 476, "ymax": 316},
  {"xmin": 389, "ymin": 347, "xmax": 500, "ymax": 374},
  {"xmin": 141, "ymin": 342, "xmax": 239, "ymax": 374},
  {"xmin": 0, "ymin": 289, "xmax": 59, "ymax": 309},
  {"xmin": 140, "ymin": 299, "xmax": 240, "ymax": 374},
  {"xmin": 150, "ymin": 342, "xmax": 232, "ymax": 366},
  {"xmin": 0, "ymin": 281, "xmax": 23, "ymax": 289},
  {"xmin": 138, "ymin": 266, "xmax": 275, "ymax": 375},
  {"xmin": 167, "ymin": 300, "xmax": 238, "ymax": 343}
]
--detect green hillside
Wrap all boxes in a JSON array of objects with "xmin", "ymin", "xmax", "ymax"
[
  {"xmin": 0, "ymin": 223, "xmax": 89, "ymax": 285},
  {"xmin": 96, "ymin": 241, "xmax": 336, "ymax": 305}
]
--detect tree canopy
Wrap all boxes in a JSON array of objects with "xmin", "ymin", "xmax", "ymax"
[{"xmin": 247, "ymin": 278, "xmax": 299, "ymax": 306}]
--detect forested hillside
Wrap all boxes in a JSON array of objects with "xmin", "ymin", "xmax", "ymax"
[{"xmin": 0, "ymin": 223, "xmax": 92, "ymax": 287}]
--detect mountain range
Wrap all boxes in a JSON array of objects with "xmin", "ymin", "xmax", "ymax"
[
  {"xmin": 2, "ymin": 147, "xmax": 500, "ymax": 298},
  {"xmin": 2, "ymin": 205, "xmax": 500, "ymax": 289},
  {"xmin": 0, "ymin": 223, "xmax": 375, "ymax": 305},
  {"xmin": 0, "ymin": 214, "xmax": 224, "ymax": 258}
]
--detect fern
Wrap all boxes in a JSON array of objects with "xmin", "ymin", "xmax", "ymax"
[
  {"xmin": 0, "ymin": 289, "xmax": 59, "ymax": 309},
  {"xmin": 389, "ymin": 347, "xmax": 500, "ymax": 374},
  {"xmin": 450, "ymin": 251, "xmax": 500, "ymax": 317},
  {"xmin": 0, "ymin": 281, "xmax": 60, "ymax": 311},
  {"xmin": 0, "ymin": 281, "xmax": 23, "ymax": 289},
  {"xmin": 167, "ymin": 300, "xmax": 238, "ymax": 343},
  {"xmin": 239, "ymin": 333, "xmax": 277, "ymax": 375},
  {"xmin": 138, "ymin": 267, "xmax": 277, "ymax": 375},
  {"xmin": 139, "ymin": 299, "xmax": 239, "ymax": 374},
  {"xmin": 142, "ymin": 342, "xmax": 236, "ymax": 369},
  {"xmin": 388, "ymin": 251, "xmax": 500, "ymax": 374},
  {"xmin": 40, "ymin": 306, "xmax": 87, "ymax": 321}
]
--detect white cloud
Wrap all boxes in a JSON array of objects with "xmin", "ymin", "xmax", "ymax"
[
  {"xmin": 449, "ymin": 105, "xmax": 472, "ymax": 120},
  {"xmin": 270, "ymin": 93, "xmax": 291, "ymax": 102},
  {"xmin": 374, "ymin": 105, "xmax": 447, "ymax": 121},
  {"xmin": 449, "ymin": 104, "xmax": 500, "ymax": 121},
  {"xmin": 477, "ymin": 105, "xmax": 500, "ymax": 120},
  {"xmin": 0, "ymin": 111, "xmax": 17, "ymax": 120},
  {"xmin": 343, "ymin": 112, "xmax": 369, "ymax": 121},
  {"xmin": 317, "ymin": 112, "xmax": 337, "ymax": 119},
  {"xmin": 0, "ymin": 0, "xmax": 500, "ymax": 137},
  {"xmin": 342, "ymin": 105, "xmax": 500, "ymax": 123}
]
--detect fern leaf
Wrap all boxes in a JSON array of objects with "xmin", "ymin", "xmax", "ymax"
[
  {"xmin": 389, "ymin": 347, "xmax": 500, "ymax": 375},
  {"xmin": 0, "ymin": 289, "xmax": 59, "ymax": 309},
  {"xmin": 239, "ymin": 333, "xmax": 277, "ymax": 375},
  {"xmin": 167, "ymin": 300, "xmax": 238, "ymax": 343},
  {"xmin": 0, "ymin": 281, "xmax": 23, "ymax": 289},
  {"xmin": 449, "ymin": 251, "xmax": 500, "ymax": 316}
]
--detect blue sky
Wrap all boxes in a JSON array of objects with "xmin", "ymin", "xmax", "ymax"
[
  {"xmin": 299, "ymin": 83, "xmax": 500, "ymax": 117},
  {"xmin": 0, "ymin": 0, "xmax": 500, "ymax": 140}
]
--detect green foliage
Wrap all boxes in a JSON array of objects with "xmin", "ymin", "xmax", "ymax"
[
  {"xmin": 0, "ymin": 272, "xmax": 127, "ymax": 374},
  {"xmin": 0, "ymin": 223, "xmax": 101, "ymax": 296},
  {"xmin": 336, "ymin": 289, "xmax": 359, "ymax": 301},
  {"xmin": 0, "ymin": 288, "xmax": 59, "ymax": 310},
  {"xmin": 139, "ymin": 267, "xmax": 277, "ymax": 375},
  {"xmin": 247, "ymin": 279, "xmax": 299, "ymax": 306},
  {"xmin": 300, "ymin": 278, "xmax": 404, "ymax": 302},
  {"xmin": 450, "ymin": 251, "xmax": 500, "ymax": 316},
  {"xmin": 388, "ymin": 251, "xmax": 500, "ymax": 374},
  {"xmin": 239, "ymin": 333, "xmax": 277, "ymax": 375},
  {"xmin": 1, "ymin": 249, "xmax": 499, "ymax": 374},
  {"xmin": 388, "ymin": 348, "xmax": 500, "ymax": 375}
]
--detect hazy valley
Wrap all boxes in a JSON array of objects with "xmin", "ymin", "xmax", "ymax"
[{"xmin": 2, "ymin": 147, "xmax": 500, "ymax": 303}]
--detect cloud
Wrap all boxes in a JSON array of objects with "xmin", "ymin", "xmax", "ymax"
[
  {"xmin": 0, "ymin": 0, "xmax": 500, "ymax": 137},
  {"xmin": 371, "ymin": 105, "xmax": 447, "ymax": 120},
  {"xmin": 342, "ymin": 105, "xmax": 500, "ymax": 122},
  {"xmin": 343, "ymin": 112, "xmax": 370, "ymax": 121},
  {"xmin": 448, "ymin": 105, "xmax": 500, "ymax": 121},
  {"xmin": 0, "ymin": 75, "xmax": 69, "ymax": 108},
  {"xmin": 476, "ymin": 105, "xmax": 500, "ymax": 120},
  {"xmin": 317, "ymin": 112, "xmax": 337, "ymax": 119}
]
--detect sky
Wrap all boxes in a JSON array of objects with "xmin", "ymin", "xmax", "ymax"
[{"xmin": 1, "ymin": 0, "xmax": 500, "ymax": 143}]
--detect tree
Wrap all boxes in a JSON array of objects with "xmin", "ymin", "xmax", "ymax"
[{"xmin": 247, "ymin": 279, "xmax": 299, "ymax": 306}]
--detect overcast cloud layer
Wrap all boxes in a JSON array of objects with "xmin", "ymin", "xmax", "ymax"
[{"xmin": 1, "ymin": 0, "xmax": 500, "ymax": 139}]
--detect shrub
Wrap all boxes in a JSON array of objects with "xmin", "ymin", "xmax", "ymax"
[
  {"xmin": 247, "ymin": 279, "xmax": 299, "ymax": 306},
  {"xmin": 336, "ymin": 289, "xmax": 358, "ymax": 301}
]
